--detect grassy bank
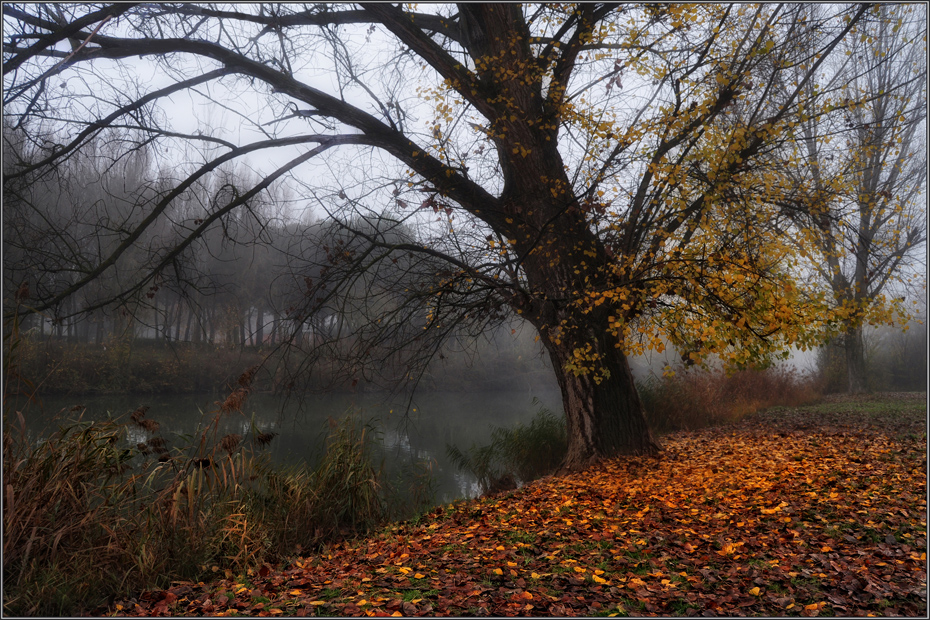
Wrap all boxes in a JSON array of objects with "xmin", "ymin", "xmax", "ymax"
[
  {"xmin": 1, "ymin": 368, "xmax": 438, "ymax": 617},
  {"xmin": 100, "ymin": 393, "xmax": 926, "ymax": 617}
]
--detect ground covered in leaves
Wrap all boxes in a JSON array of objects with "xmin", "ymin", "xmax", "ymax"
[{"xmin": 105, "ymin": 393, "xmax": 926, "ymax": 617}]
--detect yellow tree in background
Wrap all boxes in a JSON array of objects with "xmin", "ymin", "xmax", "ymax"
[{"xmin": 774, "ymin": 3, "xmax": 927, "ymax": 393}]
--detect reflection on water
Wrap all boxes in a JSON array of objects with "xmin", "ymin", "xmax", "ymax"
[{"xmin": 8, "ymin": 390, "xmax": 564, "ymax": 505}]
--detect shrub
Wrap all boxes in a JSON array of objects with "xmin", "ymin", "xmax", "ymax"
[
  {"xmin": 307, "ymin": 415, "xmax": 386, "ymax": 538},
  {"xmin": 3, "ymin": 413, "xmax": 142, "ymax": 615},
  {"xmin": 638, "ymin": 365, "xmax": 821, "ymax": 434},
  {"xmin": 447, "ymin": 403, "xmax": 567, "ymax": 496}
]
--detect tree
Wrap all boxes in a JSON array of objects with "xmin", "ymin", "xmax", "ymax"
[
  {"xmin": 4, "ymin": 4, "xmax": 873, "ymax": 470},
  {"xmin": 2, "ymin": 121, "xmax": 159, "ymax": 340},
  {"xmin": 776, "ymin": 3, "xmax": 927, "ymax": 393}
]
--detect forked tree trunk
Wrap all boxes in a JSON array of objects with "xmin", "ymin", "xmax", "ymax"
[{"xmin": 845, "ymin": 324, "xmax": 868, "ymax": 394}]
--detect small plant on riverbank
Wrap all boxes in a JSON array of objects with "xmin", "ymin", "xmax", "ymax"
[
  {"xmin": 638, "ymin": 365, "xmax": 821, "ymax": 434},
  {"xmin": 308, "ymin": 415, "xmax": 387, "ymax": 538},
  {"xmin": 447, "ymin": 404, "xmax": 567, "ymax": 495}
]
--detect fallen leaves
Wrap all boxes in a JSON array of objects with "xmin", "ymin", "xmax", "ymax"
[{"xmin": 106, "ymin": 397, "xmax": 926, "ymax": 617}]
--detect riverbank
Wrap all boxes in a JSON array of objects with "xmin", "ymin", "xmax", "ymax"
[
  {"xmin": 11, "ymin": 337, "xmax": 557, "ymax": 396},
  {"xmin": 12, "ymin": 338, "xmax": 263, "ymax": 394},
  {"xmin": 103, "ymin": 393, "xmax": 926, "ymax": 617}
]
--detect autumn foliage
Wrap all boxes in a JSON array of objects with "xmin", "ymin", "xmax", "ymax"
[{"xmin": 106, "ymin": 395, "xmax": 926, "ymax": 617}]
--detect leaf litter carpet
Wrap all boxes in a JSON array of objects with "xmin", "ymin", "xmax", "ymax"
[{"xmin": 108, "ymin": 395, "xmax": 926, "ymax": 617}]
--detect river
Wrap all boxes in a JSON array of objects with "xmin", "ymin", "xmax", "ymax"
[{"xmin": 8, "ymin": 389, "xmax": 565, "ymax": 506}]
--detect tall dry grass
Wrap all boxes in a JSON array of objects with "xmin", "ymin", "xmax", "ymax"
[
  {"xmin": 638, "ymin": 365, "xmax": 822, "ymax": 434},
  {"xmin": 2, "ymin": 358, "xmax": 412, "ymax": 616}
]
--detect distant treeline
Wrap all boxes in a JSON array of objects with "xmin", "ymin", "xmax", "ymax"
[{"xmin": 11, "ymin": 314, "xmax": 924, "ymax": 396}]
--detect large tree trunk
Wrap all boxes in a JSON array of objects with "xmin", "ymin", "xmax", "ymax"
[
  {"xmin": 531, "ymin": 310, "xmax": 659, "ymax": 472},
  {"xmin": 845, "ymin": 324, "xmax": 868, "ymax": 394},
  {"xmin": 516, "ymin": 205, "xmax": 661, "ymax": 470},
  {"xmin": 443, "ymin": 3, "xmax": 663, "ymax": 470}
]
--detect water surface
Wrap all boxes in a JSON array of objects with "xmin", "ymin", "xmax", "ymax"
[{"xmin": 9, "ymin": 389, "xmax": 564, "ymax": 505}]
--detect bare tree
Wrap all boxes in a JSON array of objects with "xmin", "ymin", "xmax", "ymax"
[
  {"xmin": 4, "ymin": 4, "xmax": 871, "ymax": 470},
  {"xmin": 3, "ymin": 121, "xmax": 160, "ymax": 339},
  {"xmin": 776, "ymin": 3, "xmax": 927, "ymax": 393}
]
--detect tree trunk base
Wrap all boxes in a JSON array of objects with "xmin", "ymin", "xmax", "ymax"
[{"xmin": 548, "ymin": 338, "xmax": 661, "ymax": 473}]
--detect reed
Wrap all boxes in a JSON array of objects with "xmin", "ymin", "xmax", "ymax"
[
  {"xmin": 447, "ymin": 404, "xmax": 567, "ymax": 496},
  {"xmin": 309, "ymin": 415, "xmax": 387, "ymax": 538},
  {"xmin": 2, "ymin": 364, "xmax": 414, "ymax": 616}
]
